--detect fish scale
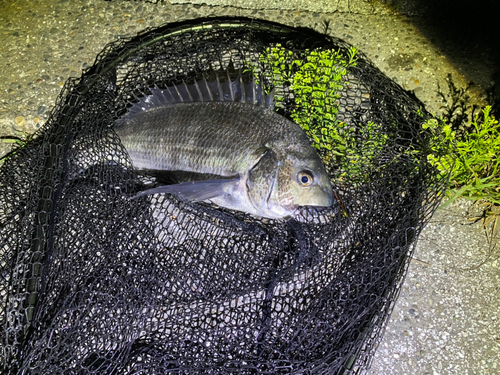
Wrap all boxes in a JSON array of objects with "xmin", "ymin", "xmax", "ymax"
[{"xmin": 117, "ymin": 102, "xmax": 270, "ymax": 174}]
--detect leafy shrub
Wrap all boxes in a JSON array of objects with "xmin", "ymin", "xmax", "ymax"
[
  {"xmin": 259, "ymin": 44, "xmax": 390, "ymax": 183},
  {"xmin": 424, "ymin": 106, "xmax": 500, "ymax": 206}
]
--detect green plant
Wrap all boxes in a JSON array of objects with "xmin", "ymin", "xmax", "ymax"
[
  {"xmin": 290, "ymin": 48, "xmax": 357, "ymax": 153},
  {"xmin": 259, "ymin": 45, "xmax": 358, "ymax": 148},
  {"xmin": 0, "ymin": 130, "xmax": 34, "ymax": 164},
  {"xmin": 259, "ymin": 44, "xmax": 390, "ymax": 183},
  {"xmin": 423, "ymin": 106, "xmax": 500, "ymax": 207}
]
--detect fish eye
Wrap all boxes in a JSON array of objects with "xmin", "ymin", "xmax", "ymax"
[{"xmin": 298, "ymin": 171, "xmax": 314, "ymax": 186}]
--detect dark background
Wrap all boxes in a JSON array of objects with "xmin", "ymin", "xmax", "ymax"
[{"xmin": 382, "ymin": 0, "xmax": 500, "ymax": 111}]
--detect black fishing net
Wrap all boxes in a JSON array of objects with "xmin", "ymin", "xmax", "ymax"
[{"xmin": 0, "ymin": 18, "xmax": 450, "ymax": 374}]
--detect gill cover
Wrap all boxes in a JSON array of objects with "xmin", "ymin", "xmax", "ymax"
[{"xmin": 247, "ymin": 148, "xmax": 294, "ymax": 218}]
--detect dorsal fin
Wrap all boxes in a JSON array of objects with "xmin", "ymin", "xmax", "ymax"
[{"xmin": 117, "ymin": 69, "xmax": 275, "ymax": 124}]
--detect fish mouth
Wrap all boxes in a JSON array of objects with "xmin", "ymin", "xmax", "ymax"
[{"xmin": 310, "ymin": 186, "xmax": 334, "ymax": 208}]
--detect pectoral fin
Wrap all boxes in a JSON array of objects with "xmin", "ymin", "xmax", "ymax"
[{"xmin": 130, "ymin": 178, "xmax": 239, "ymax": 201}]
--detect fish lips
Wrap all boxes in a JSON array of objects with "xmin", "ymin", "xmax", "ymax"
[{"xmin": 311, "ymin": 184, "xmax": 334, "ymax": 208}]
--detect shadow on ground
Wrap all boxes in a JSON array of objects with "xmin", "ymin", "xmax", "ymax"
[{"xmin": 382, "ymin": 0, "xmax": 500, "ymax": 110}]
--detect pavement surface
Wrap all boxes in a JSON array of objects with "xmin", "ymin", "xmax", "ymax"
[{"xmin": 0, "ymin": 1, "xmax": 499, "ymax": 374}]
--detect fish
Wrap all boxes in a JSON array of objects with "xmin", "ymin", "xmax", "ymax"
[{"xmin": 114, "ymin": 70, "xmax": 333, "ymax": 219}]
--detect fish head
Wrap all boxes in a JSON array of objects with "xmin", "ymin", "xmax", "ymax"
[
  {"xmin": 279, "ymin": 150, "xmax": 334, "ymax": 209},
  {"xmin": 247, "ymin": 147, "xmax": 333, "ymax": 219}
]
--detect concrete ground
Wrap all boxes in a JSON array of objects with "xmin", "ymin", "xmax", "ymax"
[{"xmin": 1, "ymin": 0, "xmax": 499, "ymax": 374}]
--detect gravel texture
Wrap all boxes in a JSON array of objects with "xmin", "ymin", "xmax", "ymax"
[
  {"xmin": 1, "ymin": 0, "xmax": 499, "ymax": 374},
  {"xmin": 370, "ymin": 200, "xmax": 500, "ymax": 375},
  {"xmin": 167, "ymin": 0, "xmax": 390, "ymax": 14}
]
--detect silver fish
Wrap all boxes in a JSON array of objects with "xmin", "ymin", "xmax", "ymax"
[{"xmin": 115, "ymin": 71, "xmax": 333, "ymax": 219}]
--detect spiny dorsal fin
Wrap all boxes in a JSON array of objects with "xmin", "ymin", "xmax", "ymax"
[{"xmin": 118, "ymin": 69, "xmax": 275, "ymax": 124}]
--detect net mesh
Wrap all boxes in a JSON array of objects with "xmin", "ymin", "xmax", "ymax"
[{"xmin": 0, "ymin": 18, "xmax": 449, "ymax": 374}]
